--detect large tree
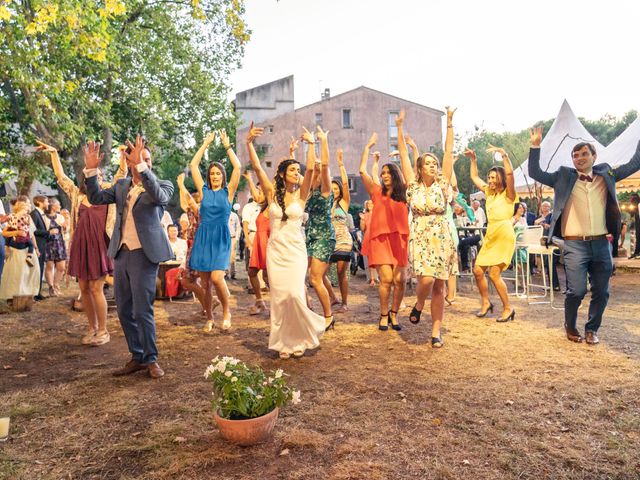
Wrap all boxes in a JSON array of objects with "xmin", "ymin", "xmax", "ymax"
[{"xmin": 0, "ymin": 0, "xmax": 249, "ymax": 193}]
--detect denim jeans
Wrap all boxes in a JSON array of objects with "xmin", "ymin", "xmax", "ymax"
[{"xmin": 563, "ymin": 238, "xmax": 613, "ymax": 333}]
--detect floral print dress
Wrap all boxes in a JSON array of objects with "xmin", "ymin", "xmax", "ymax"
[
  {"xmin": 304, "ymin": 188, "xmax": 335, "ymax": 262},
  {"xmin": 407, "ymin": 179, "xmax": 458, "ymax": 280}
]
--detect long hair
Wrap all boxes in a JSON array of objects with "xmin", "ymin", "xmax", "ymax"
[
  {"xmin": 206, "ymin": 162, "xmax": 227, "ymax": 190},
  {"xmin": 274, "ymin": 159, "xmax": 299, "ymax": 222},
  {"xmin": 381, "ymin": 163, "xmax": 406, "ymax": 203},
  {"xmin": 488, "ymin": 166, "xmax": 507, "ymax": 191},
  {"xmin": 331, "ymin": 180, "xmax": 344, "ymax": 207},
  {"xmin": 415, "ymin": 153, "xmax": 440, "ymax": 184}
]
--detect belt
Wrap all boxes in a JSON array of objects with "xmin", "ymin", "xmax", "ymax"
[{"xmin": 563, "ymin": 234, "xmax": 608, "ymax": 241}]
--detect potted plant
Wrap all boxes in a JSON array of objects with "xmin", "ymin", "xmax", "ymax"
[{"xmin": 204, "ymin": 356, "xmax": 301, "ymax": 446}]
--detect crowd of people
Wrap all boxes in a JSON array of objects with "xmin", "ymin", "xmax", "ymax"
[{"xmin": 2, "ymin": 109, "xmax": 639, "ymax": 378}]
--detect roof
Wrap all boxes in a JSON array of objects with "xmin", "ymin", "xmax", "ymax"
[{"xmin": 296, "ymin": 85, "xmax": 445, "ymax": 116}]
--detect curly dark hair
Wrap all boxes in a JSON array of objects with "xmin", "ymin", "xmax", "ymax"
[
  {"xmin": 206, "ymin": 162, "xmax": 227, "ymax": 190},
  {"xmin": 381, "ymin": 163, "xmax": 406, "ymax": 203},
  {"xmin": 274, "ymin": 159, "xmax": 299, "ymax": 222}
]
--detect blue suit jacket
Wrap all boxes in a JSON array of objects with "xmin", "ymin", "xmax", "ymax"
[
  {"xmin": 85, "ymin": 168, "xmax": 174, "ymax": 263},
  {"xmin": 528, "ymin": 142, "xmax": 640, "ymax": 243}
]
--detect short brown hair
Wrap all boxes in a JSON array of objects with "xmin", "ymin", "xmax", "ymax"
[
  {"xmin": 571, "ymin": 142, "xmax": 596, "ymax": 156},
  {"xmin": 32, "ymin": 195, "xmax": 47, "ymax": 207}
]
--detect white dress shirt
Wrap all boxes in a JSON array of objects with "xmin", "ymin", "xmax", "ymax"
[{"xmin": 562, "ymin": 171, "xmax": 607, "ymax": 237}]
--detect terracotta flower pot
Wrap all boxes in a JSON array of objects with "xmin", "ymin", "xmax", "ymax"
[{"xmin": 214, "ymin": 407, "xmax": 279, "ymax": 446}]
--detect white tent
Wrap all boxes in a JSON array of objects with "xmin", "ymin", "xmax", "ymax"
[
  {"xmin": 599, "ymin": 117, "xmax": 640, "ymax": 193},
  {"xmin": 514, "ymin": 100, "xmax": 604, "ymax": 196}
]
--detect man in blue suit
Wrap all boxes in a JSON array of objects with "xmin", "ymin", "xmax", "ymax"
[
  {"xmin": 84, "ymin": 137, "xmax": 174, "ymax": 378},
  {"xmin": 528, "ymin": 127, "xmax": 640, "ymax": 344}
]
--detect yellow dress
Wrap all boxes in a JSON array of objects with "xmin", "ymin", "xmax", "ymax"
[{"xmin": 475, "ymin": 187, "xmax": 518, "ymax": 271}]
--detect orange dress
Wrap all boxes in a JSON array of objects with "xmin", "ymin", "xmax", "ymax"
[
  {"xmin": 368, "ymin": 185, "xmax": 409, "ymax": 267},
  {"xmin": 249, "ymin": 209, "xmax": 270, "ymax": 270}
]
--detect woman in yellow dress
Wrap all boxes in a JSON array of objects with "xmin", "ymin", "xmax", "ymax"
[{"xmin": 465, "ymin": 146, "xmax": 518, "ymax": 322}]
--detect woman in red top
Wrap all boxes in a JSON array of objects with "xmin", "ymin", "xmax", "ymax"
[{"xmin": 359, "ymin": 133, "xmax": 409, "ymax": 331}]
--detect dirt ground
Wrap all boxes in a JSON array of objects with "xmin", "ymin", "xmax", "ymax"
[{"xmin": 1, "ymin": 266, "xmax": 640, "ymax": 480}]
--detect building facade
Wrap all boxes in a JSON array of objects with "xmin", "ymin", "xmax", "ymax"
[{"xmin": 235, "ymin": 77, "xmax": 444, "ymax": 207}]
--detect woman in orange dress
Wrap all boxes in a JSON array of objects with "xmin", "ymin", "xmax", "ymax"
[{"xmin": 359, "ymin": 133, "xmax": 409, "ymax": 332}]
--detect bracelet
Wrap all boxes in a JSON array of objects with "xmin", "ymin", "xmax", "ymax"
[{"xmin": 447, "ymin": 124, "xmax": 453, "ymax": 128}]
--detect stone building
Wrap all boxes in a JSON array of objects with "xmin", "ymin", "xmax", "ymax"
[{"xmin": 235, "ymin": 76, "xmax": 444, "ymax": 206}]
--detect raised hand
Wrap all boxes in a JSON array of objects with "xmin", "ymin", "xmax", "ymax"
[
  {"xmin": 124, "ymin": 135, "xmax": 145, "ymax": 166},
  {"xmin": 372, "ymin": 151, "xmax": 381, "ymax": 162},
  {"xmin": 289, "ymin": 136, "xmax": 299, "ymax": 154},
  {"xmin": 366, "ymin": 133, "xmax": 378, "ymax": 149},
  {"xmin": 315, "ymin": 125, "xmax": 329, "ymax": 141},
  {"xmin": 204, "ymin": 131, "xmax": 216, "ymax": 146},
  {"xmin": 486, "ymin": 143, "xmax": 508, "ymax": 160},
  {"xmin": 405, "ymin": 135, "xmax": 417, "ymax": 150},
  {"xmin": 463, "ymin": 148, "xmax": 477, "ymax": 161},
  {"xmin": 177, "ymin": 173, "xmax": 185, "ymax": 186},
  {"xmin": 446, "ymin": 106, "xmax": 457, "ymax": 122},
  {"xmin": 530, "ymin": 127, "xmax": 543, "ymax": 147},
  {"xmin": 388, "ymin": 150, "xmax": 400, "ymax": 158},
  {"xmin": 246, "ymin": 122, "xmax": 264, "ymax": 144},
  {"xmin": 83, "ymin": 141, "xmax": 104, "ymax": 169},
  {"xmin": 35, "ymin": 140, "xmax": 57, "ymax": 153},
  {"xmin": 219, "ymin": 129, "xmax": 231, "ymax": 149},
  {"xmin": 301, "ymin": 126, "xmax": 315, "ymax": 144},
  {"xmin": 395, "ymin": 109, "xmax": 405, "ymax": 127},
  {"xmin": 337, "ymin": 148, "xmax": 344, "ymax": 167}
]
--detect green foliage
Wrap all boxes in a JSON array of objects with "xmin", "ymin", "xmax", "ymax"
[
  {"xmin": 205, "ymin": 356, "xmax": 301, "ymax": 420},
  {"xmin": 0, "ymin": 0, "xmax": 249, "ymax": 193}
]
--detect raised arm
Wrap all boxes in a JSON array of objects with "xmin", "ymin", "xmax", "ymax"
[
  {"xmin": 245, "ymin": 122, "xmax": 272, "ymax": 200},
  {"xmin": 465, "ymin": 148, "xmax": 487, "ymax": 191},
  {"xmin": 359, "ymin": 133, "xmax": 378, "ymax": 196},
  {"xmin": 299, "ymin": 126, "xmax": 316, "ymax": 201},
  {"xmin": 336, "ymin": 148, "xmax": 350, "ymax": 208},
  {"xmin": 487, "ymin": 144, "xmax": 516, "ymax": 202},
  {"xmin": 372, "ymin": 151, "xmax": 381, "ymax": 186},
  {"xmin": 441, "ymin": 107, "xmax": 455, "ymax": 183},
  {"xmin": 405, "ymin": 135, "xmax": 420, "ymax": 177},
  {"xmin": 450, "ymin": 155, "xmax": 459, "ymax": 190},
  {"xmin": 36, "ymin": 141, "xmax": 78, "ymax": 197},
  {"xmin": 288, "ymin": 137, "xmax": 299, "ymax": 160},
  {"xmin": 527, "ymin": 127, "xmax": 557, "ymax": 187},
  {"xmin": 242, "ymin": 171, "xmax": 264, "ymax": 204},
  {"xmin": 124, "ymin": 136, "xmax": 173, "ymax": 205},
  {"xmin": 219, "ymin": 129, "xmax": 241, "ymax": 202},
  {"xmin": 190, "ymin": 132, "xmax": 216, "ymax": 198},
  {"xmin": 177, "ymin": 173, "xmax": 199, "ymax": 213},
  {"xmin": 316, "ymin": 126, "xmax": 331, "ymax": 196},
  {"xmin": 396, "ymin": 110, "xmax": 415, "ymax": 184}
]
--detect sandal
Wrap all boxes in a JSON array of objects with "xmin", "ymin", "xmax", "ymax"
[
  {"xmin": 409, "ymin": 304, "xmax": 422, "ymax": 324},
  {"xmin": 325, "ymin": 315, "xmax": 335, "ymax": 331},
  {"xmin": 202, "ymin": 320, "xmax": 214, "ymax": 332},
  {"xmin": 378, "ymin": 313, "xmax": 389, "ymax": 331},
  {"xmin": 249, "ymin": 302, "xmax": 266, "ymax": 315},
  {"xmin": 431, "ymin": 336, "xmax": 444, "ymax": 348},
  {"xmin": 279, "ymin": 352, "xmax": 291, "ymax": 359},
  {"xmin": 444, "ymin": 297, "xmax": 455, "ymax": 306},
  {"xmin": 389, "ymin": 310, "xmax": 402, "ymax": 331},
  {"xmin": 292, "ymin": 350, "xmax": 305, "ymax": 358}
]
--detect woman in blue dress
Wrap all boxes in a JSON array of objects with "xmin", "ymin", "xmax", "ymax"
[{"xmin": 189, "ymin": 130, "xmax": 241, "ymax": 332}]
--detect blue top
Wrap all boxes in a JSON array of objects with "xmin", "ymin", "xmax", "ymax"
[{"xmin": 189, "ymin": 185, "xmax": 232, "ymax": 272}]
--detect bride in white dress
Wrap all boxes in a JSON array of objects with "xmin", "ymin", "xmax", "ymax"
[{"xmin": 246, "ymin": 123, "xmax": 326, "ymax": 359}]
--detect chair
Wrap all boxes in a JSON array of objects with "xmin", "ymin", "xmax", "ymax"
[{"xmin": 515, "ymin": 226, "xmax": 560, "ymax": 307}]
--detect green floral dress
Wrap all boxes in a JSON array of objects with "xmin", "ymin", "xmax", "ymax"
[
  {"xmin": 407, "ymin": 179, "xmax": 458, "ymax": 280},
  {"xmin": 305, "ymin": 188, "xmax": 336, "ymax": 262}
]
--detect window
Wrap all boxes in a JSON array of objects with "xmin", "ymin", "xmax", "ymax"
[
  {"xmin": 267, "ymin": 125, "xmax": 274, "ymax": 133},
  {"xmin": 265, "ymin": 160, "xmax": 272, "ymax": 168},
  {"xmin": 347, "ymin": 177, "xmax": 356, "ymax": 192},
  {"xmin": 342, "ymin": 109, "xmax": 352, "ymax": 128},
  {"xmin": 315, "ymin": 113, "xmax": 322, "ymax": 125},
  {"xmin": 388, "ymin": 111, "xmax": 399, "ymax": 139}
]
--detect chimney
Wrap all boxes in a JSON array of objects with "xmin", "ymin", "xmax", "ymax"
[{"xmin": 321, "ymin": 88, "xmax": 330, "ymax": 101}]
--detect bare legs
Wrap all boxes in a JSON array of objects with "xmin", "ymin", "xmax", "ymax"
[
  {"xmin": 376, "ymin": 264, "xmax": 406, "ymax": 327},
  {"xmin": 248, "ymin": 267, "xmax": 268, "ymax": 313},
  {"xmin": 308, "ymin": 257, "xmax": 333, "ymax": 327},
  {"xmin": 473, "ymin": 264, "xmax": 512, "ymax": 317},
  {"xmin": 78, "ymin": 277, "xmax": 108, "ymax": 343}
]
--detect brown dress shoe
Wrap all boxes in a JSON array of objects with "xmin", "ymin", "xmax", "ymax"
[
  {"xmin": 112, "ymin": 359, "xmax": 148, "ymax": 377},
  {"xmin": 564, "ymin": 325, "xmax": 583, "ymax": 343},
  {"xmin": 147, "ymin": 362, "xmax": 165, "ymax": 379},
  {"xmin": 585, "ymin": 331, "xmax": 600, "ymax": 345}
]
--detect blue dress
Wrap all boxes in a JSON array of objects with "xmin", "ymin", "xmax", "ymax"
[{"xmin": 189, "ymin": 185, "xmax": 231, "ymax": 272}]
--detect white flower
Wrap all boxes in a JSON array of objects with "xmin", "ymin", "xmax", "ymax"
[
  {"xmin": 291, "ymin": 390, "xmax": 301, "ymax": 405},
  {"xmin": 268, "ymin": 377, "xmax": 274, "ymax": 384},
  {"xmin": 204, "ymin": 365, "xmax": 215, "ymax": 378},
  {"xmin": 231, "ymin": 377, "xmax": 238, "ymax": 383},
  {"xmin": 224, "ymin": 370, "xmax": 232, "ymax": 377},
  {"xmin": 215, "ymin": 361, "xmax": 227, "ymax": 373},
  {"xmin": 262, "ymin": 381, "xmax": 268, "ymax": 386},
  {"xmin": 274, "ymin": 369, "xmax": 283, "ymax": 379},
  {"xmin": 256, "ymin": 395, "xmax": 263, "ymax": 400}
]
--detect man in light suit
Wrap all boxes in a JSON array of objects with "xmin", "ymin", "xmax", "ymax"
[
  {"xmin": 528, "ymin": 127, "xmax": 640, "ymax": 345},
  {"xmin": 84, "ymin": 137, "xmax": 174, "ymax": 378}
]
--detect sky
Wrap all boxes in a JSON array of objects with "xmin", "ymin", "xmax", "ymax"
[{"xmin": 229, "ymin": 0, "xmax": 640, "ymax": 140}]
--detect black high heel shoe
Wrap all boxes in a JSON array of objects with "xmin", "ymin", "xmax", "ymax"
[
  {"xmin": 378, "ymin": 313, "xmax": 389, "ymax": 331},
  {"xmin": 475, "ymin": 302, "xmax": 494, "ymax": 318},
  {"xmin": 444, "ymin": 297, "xmax": 454, "ymax": 306},
  {"xmin": 496, "ymin": 309, "xmax": 516, "ymax": 323},
  {"xmin": 409, "ymin": 304, "xmax": 422, "ymax": 324},
  {"xmin": 389, "ymin": 310, "xmax": 402, "ymax": 331},
  {"xmin": 325, "ymin": 315, "xmax": 335, "ymax": 332}
]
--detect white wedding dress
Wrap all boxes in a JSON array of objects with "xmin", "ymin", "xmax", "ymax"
[{"xmin": 267, "ymin": 201, "xmax": 325, "ymax": 354}]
